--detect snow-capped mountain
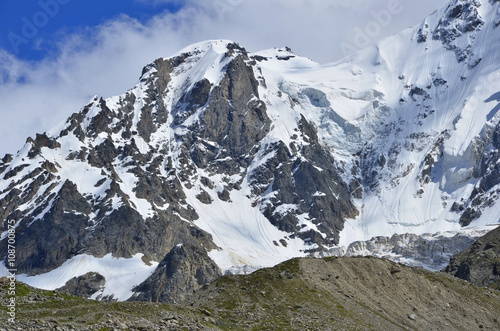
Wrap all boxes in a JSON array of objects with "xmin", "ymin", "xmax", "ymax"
[
  {"xmin": 339, "ymin": 0, "xmax": 500, "ymax": 243},
  {"xmin": 1, "ymin": 0, "xmax": 500, "ymax": 302}
]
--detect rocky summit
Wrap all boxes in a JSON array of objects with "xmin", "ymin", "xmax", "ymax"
[{"xmin": 1, "ymin": 0, "xmax": 500, "ymax": 304}]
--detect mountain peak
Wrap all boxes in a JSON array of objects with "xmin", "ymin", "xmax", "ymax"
[
  {"xmin": 139, "ymin": 39, "xmax": 248, "ymax": 88},
  {"xmin": 171, "ymin": 39, "xmax": 246, "ymax": 57}
]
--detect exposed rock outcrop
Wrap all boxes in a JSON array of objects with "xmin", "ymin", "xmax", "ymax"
[
  {"xmin": 130, "ymin": 244, "xmax": 222, "ymax": 303},
  {"xmin": 56, "ymin": 272, "xmax": 106, "ymax": 298},
  {"xmin": 444, "ymin": 225, "xmax": 500, "ymax": 288}
]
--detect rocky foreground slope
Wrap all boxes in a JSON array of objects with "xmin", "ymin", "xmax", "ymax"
[{"xmin": 2, "ymin": 256, "xmax": 500, "ymax": 331}]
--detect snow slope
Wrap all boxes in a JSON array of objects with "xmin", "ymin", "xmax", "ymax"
[
  {"xmin": 0, "ymin": 254, "xmax": 158, "ymax": 301},
  {"xmin": 247, "ymin": 0, "xmax": 500, "ymax": 245}
]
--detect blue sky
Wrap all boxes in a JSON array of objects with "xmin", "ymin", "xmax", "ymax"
[
  {"xmin": 0, "ymin": 1, "xmax": 182, "ymax": 61},
  {"xmin": 0, "ymin": 0, "xmax": 449, "ymax": 156}
]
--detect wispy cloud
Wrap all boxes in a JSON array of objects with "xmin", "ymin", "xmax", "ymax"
[{"xmin": 0, "ymin": 0, "xmax": 448, "ymax": 155}]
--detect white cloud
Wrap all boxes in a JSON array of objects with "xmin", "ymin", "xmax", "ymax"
[{"xmin": 0, "ymin": 0, "xmax": 449, "ymax": 156}]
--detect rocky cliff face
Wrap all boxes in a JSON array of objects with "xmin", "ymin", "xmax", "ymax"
[
  {"xmin": 130, "ymin": 244, "xmax": 222, "ymax": 303},
  {"xmin": 444, "ymin": 225, "xmax": 500, "ymax": 288}
]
